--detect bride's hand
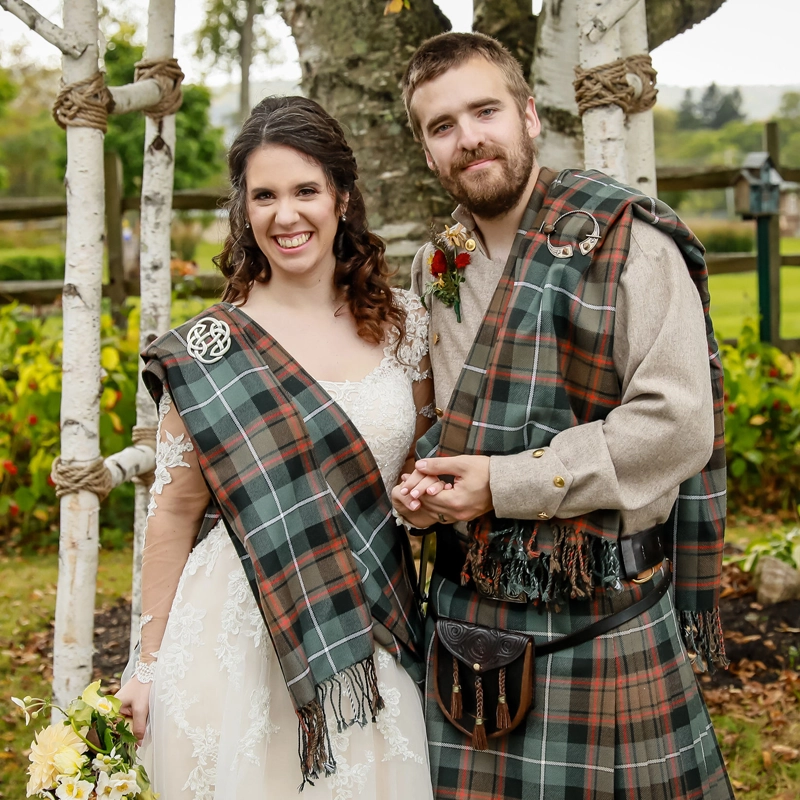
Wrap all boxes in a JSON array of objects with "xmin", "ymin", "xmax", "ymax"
[{"xmin": 116, "ymin": 677, "xmax": 152, "ymax": 742}]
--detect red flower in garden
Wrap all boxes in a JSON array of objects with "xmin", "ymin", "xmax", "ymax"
[
  {"xmin": 769, "ymin": 368, "xmax": 779, "ymax": 378},
  {"xmin": 454, "ymin": 252, "xmax": 471, "ymax": 270},
  {"xmin": 47, "ymin": 475, "xmax": 56, "ymax": 488},
  {"xmin": 28, "ymin": 381, "xmax": 37, "ymax": 391},
  {"xmin": 9, "ymin": 502, "xmax": 19, "ymax": 517},
  {"xmin": 28, "ymin": 414, "xmax": 38, "ymax": 426},
  {"xmin": 3, "ymin": 460, "xmax": 17, "ymax": 477},
  {"xmin": 727, "ymin": 403, "xmax": 737, "ymax": 414},
  {"xmin": 430, "ymin": 250, "xmax": 447, "ymax": 276}
]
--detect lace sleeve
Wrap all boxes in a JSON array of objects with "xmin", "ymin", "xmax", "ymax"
[
  {"xmin": 135, "ymin": 389, "xmax": 211, "ymax": 683},
  {"xmin": 392, "ymin": 288, "xmax": 430, "ymax": 382}
]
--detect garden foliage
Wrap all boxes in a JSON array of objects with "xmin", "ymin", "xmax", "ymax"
[
  {"xmin": 722, "ymin": 319, "xmax": 800, "ymax": 513},
  {"xmin": 0, "ymin": 304, "xmax": 139, "ymax": 551}
]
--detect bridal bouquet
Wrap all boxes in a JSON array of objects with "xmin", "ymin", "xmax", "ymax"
[{"xmin": 12, "ymin": 681, "xmax": 156, "ymax": 799}]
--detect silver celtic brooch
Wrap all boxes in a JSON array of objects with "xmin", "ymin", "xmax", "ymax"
[{"xmin": 186, "ymin": 317, "xmax": 232, "ymax": 364}]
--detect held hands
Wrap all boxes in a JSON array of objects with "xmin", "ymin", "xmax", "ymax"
[{"xmin": 391, "ymin": 455, "xmax": 493, "ymax": 526}]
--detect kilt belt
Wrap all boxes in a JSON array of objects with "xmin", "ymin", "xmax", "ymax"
[
  {"xmin": 416, "ymin": 168, "xmax": 728, "ymax": 673},
  {"xmin": 141, "ymin": 303, "xmax": 424, "ymax": 787}
]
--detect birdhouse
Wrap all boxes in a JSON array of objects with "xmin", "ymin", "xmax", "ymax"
[{"xmin": 734, "ymin": 152, "xmax": 782, "ymax": 218}]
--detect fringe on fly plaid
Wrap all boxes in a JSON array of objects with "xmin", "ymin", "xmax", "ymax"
[
  {"xmin": 142, "ymin": 304, "xmax": 424, "ymax": 786},
  {"xmin": 416, "ymin": 168, "xmax": 728, "ymax": 671}
]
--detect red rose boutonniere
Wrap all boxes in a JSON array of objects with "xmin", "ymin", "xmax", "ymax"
[{"xmin": 421, "ymin": 223, "xmax": 471, "ymax": 323}]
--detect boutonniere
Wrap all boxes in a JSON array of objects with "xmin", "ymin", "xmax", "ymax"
[{"xmin": 421, "ymin": 223, "xmax": 472, "ymax": 323}]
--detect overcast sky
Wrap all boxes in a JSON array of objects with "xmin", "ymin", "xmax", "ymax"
[{"xmin": 1, "ymin": 0, "xmax": 797, "ymax": 89}]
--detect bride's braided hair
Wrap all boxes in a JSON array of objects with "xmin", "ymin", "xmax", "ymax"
[{"xmin": 215, "ymin": 96, "xmax": 405, "ymax": 346}]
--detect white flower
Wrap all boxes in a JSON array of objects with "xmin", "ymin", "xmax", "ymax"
[
  {"xmin": 54, "ymin": 776, "xmax": 94, "ymax": 800},
  {"xmin": 110, "ymin": 769, "xmax": 141, "ymax": 797},
  {"xmin": 92, "ymin": 752, "xmax": 120, "ymax": 774}
]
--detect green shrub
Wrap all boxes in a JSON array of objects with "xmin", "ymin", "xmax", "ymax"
[
  {"xmin": 735, "ymin": 526, "xmax": 800, "ymax": 573},
  {"xmin": 0, "ymin": 303, "xmax": 138, "ymax": 551},
  {"xmin": 722, "ymin": 319, "xmax": 800, "ymax": 513},
  {"xmin": 0, "ymin": 253, "xmax": 65, "ymax": 281}
]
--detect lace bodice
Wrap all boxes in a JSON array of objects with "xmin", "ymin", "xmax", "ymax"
[{"xmin": 320, "ymin": 289, "xmax": 430, "ymax": 490}]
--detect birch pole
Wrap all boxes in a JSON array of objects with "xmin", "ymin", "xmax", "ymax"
[
  {"xmin": 619, "ymin": 0, "xmax": 656, "ymax": 195},
  {"xmin": 532, "ymin": 0, "xmax": 583, "ymax": 168},
  {"xmin": 52, "ymin": 0, "xmax": 105, "ymax": 708},
  {"xmin": 130, "ymin": 0, "xmax": 180, "ymax": 650},
  {"xmin": 576, "ymin": 0, "xmax": 630, "ymax": 180}
]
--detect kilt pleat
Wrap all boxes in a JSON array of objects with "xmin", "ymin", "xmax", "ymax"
[{"xmin": 425, "ymin": 569, "xmax": 733, "ymax": 800}]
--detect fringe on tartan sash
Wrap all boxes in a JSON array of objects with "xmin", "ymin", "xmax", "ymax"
[
  {"xmin": 462, "ymin": 521, "xmax": 624, "ymax": 604},
  {"xmin": 296, "ymin": 654, "xmax": 385, "ymax": 789},
  {"xmin": 678, "ymin": 608, "xmax": 729, "ymax": 673}
]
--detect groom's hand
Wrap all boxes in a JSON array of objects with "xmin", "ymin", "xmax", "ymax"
[{"xmin": 413, "ymin": 455, "xmax": 493, "ymax": 523}]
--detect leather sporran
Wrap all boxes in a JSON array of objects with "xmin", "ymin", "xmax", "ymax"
[{"xmin": 433, "ymin": 618, "xmax": 535, "ymax": 750}]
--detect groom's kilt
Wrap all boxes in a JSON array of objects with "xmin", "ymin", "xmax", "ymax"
[{"xmin": 424, "ymin": 569, "xmax": 733, "ymax": 800}]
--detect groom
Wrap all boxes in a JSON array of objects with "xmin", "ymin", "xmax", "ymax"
[{"xmin": 392, "ymin": 32, "xmax": 733, "ymax": 800}]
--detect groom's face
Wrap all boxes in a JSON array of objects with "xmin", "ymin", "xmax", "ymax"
[{"xmin": 411, "ymin": 57, "xmax": 541, "ymax": 219}]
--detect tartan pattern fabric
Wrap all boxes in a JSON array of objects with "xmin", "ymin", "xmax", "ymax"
[
  {"xmin": 141, "ymin": 303, "xmax": 423, "ymax": 782},
  {"xmin": 416, "ymin": 169, "xmax": 727, "ymax": 666},
  {"xmin": 425, "ymin": 571, "xmax": 733, "ymax": 800}
]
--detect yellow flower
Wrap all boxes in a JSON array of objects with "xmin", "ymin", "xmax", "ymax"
[
  {"xmin": 53, "ymin": 745, "xmax": 87, "ymax": 776},
  {"xmin": 442, "ymin": 223, "xmax": 468, "ymax": 249},
  {"xmin": 26, "ymin": 723, "xmax": 87, "ymax": 796}
]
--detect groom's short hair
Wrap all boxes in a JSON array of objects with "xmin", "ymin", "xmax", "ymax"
[{"xmin": 402, "ymin": 32, "xmax": 532, "ymax": 142}]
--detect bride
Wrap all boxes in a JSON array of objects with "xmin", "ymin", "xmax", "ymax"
[{"xmin": 116, "ymin": 95, "xmax": 435, "ymax": 799}]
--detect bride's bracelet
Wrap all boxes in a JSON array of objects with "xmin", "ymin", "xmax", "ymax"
[{"xmin": 134, "ymin": 660, "xmax": 157, "ymax": 684}]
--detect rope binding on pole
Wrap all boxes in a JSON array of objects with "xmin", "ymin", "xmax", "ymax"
[
  {"xmin": 52, "ymin": 72, "xmax": 115, "ymax": 133},
  {"xmin": 50, "ymin": 456, "xmax": 114, "ymax": 502},
  {"xmin": 131, "ymin": 425, "xmax": 158, "ymax": 486},
  {"xmin": 134, "ymin": 58, "xmax": 185, "ymax": 120},
  {"xmin": 573, "ymin": 54, "xmax": 657, "ymax": 117}
]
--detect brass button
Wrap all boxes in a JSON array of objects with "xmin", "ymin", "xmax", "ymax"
[
  {"xmin": 553, "ymin": 476, "xmax": 565, "ymax": 488},
  {"xmin": 473, "ymin": 663, "xmax": 481, "ymax": 671},
  {"xmin": 434, "ymin": 407, "xmax": 443, "ymax": 418},
  {"xmin": 537, "ymin": 511, "xmax": 549, "ymax": 520},
  {"xmin": 465, "ymin": 238, "xmax": 477, "ymax": 252},
  {"xmin": 532, "ymin": 448, "xmax": 545, "ymax": 458},
  {"xmin": 433, "ymin": 333, "xmax": 440, "ymax": 345}
]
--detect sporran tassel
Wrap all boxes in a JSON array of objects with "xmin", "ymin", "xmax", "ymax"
[
  {"xmin": 450, "ymin": 655, "xmax": 463, "ymax": 718},
  {"xmin": 496, "ymin": 667, "xmax": 511, "ymax": 730},
  {"xmin": 472, "ymin": 674, "xmax": 489, "ymax": 750}
]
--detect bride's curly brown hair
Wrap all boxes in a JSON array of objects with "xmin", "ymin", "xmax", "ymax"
[{"xmin": 215, "ymin": 95, "xmax": 405, "ymax": 347}]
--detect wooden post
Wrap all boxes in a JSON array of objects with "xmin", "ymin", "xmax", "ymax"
[
  {"xmin": 104, "ymin": 151, "xmax": 126, "ymax": 327},
  {"xmin": 52, "ymin": 0, "xmax": 104, "ymax": 710},
  {"xmin": 765, "ymin": 121, "xmax": 782, "ymax": 345}
]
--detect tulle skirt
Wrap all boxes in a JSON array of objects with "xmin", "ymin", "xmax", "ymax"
[{"xmin": 137, "ymin": 523, "xmax": 433, "ymax": 800}]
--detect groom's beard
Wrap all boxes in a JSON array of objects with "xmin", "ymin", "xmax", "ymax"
[{"xmin": 432, "ymin": 128, "xmax": 536, "ymax": 219}]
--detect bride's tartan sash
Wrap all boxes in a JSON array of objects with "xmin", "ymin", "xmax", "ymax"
[
  {"xmin": 142, "ymin": 303, "xmax": 424, "ymax": 784},
  {"xmin": 418, "ymin": 169, "xmax": 727, "ymax": 669}
]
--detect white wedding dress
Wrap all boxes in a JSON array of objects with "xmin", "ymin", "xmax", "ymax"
[{"xmin": 133, "ymin": 290, "xmax": 435, "ymax": 800}]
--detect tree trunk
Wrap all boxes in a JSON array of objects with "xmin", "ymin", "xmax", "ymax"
[
  {"xmin": 52, "ymin": 0, "xmax": 104, "ymax": 710},
  {"xmin": 278, "ymin": 0, "xmax": 450, "ymax": 278},
  {"xmin": 239, "ymin": 0, "xmax": 257, "ymax": 124},
  {"xmin": 472, "ymin": 0, "xmax": 537, "ymax": 78},
  {"xmin": 531, "ymin": 0, "xmax": 583, "ymax": 170},
  {"xmin": 132, "ymin": 0, "xmax": 179, "ymax": 651},
  {"xmin": 646, "ymin": 0, "xmax": 728, "ymax": 50}
]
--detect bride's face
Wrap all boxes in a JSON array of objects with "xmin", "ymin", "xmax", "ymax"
[{"xmin": 244, "ymin": 144, "xmax": 345, "ymax": 283}]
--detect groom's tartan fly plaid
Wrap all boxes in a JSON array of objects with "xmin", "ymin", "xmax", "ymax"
[
  {"xmin": 142, "ymin": 304, "xmax": 423, "ymax": 786},
  {"xmin": 417, "ymin": 170, "xmax": 732, "ymax": 799},
  {"xmin": 417, "ymin": 169, "xmax": 728, "ymax": 670}
]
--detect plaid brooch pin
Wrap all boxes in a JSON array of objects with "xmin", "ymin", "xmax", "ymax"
[{"xmin": 421, "ymin": 223, "xmax": 473, "ymax": 323}]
